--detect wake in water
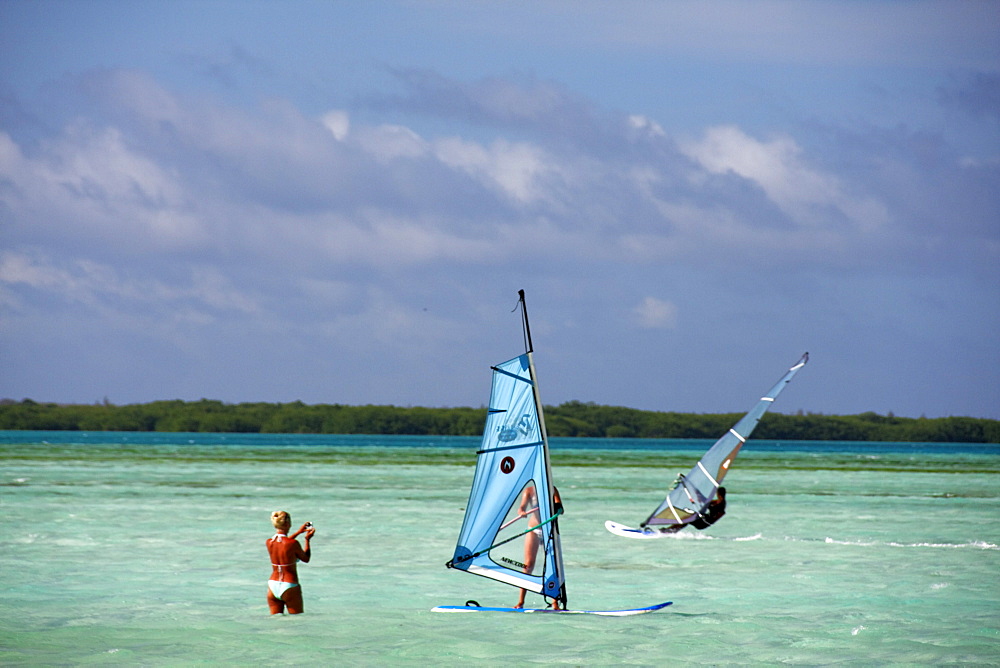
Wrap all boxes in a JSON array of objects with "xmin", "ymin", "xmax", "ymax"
[
  {"xmin": 762, "ymin": 536, "xmax": 1000, "ymax": 550},
  {"xmin": 821, "ymin": 537, "xmax": 999, "ymax": 550},
  {"xmin": 651, "ymin": 532, "xmax": 998, "ymax": 549},
  {"xmin": 606, "ymin": 528, "xmax": 996, "ymax": 549},
  {"xmin": 641, "ymin": 531, "xmax": 764, "ymax": 542}
]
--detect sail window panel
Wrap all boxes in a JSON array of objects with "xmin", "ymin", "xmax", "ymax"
[{"xmin": 490, "ymin": 480, "xmax": 547, "ymax": 577}]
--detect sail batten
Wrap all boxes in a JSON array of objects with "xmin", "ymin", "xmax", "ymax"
[
  {"xmin": 697, "ymin": 461, "xmax": 720, "ymax": 488},
  {"xmin": 476, "ymin": 440, "xmax": 544, "ymax": 455},
  {"xmin": 493, "ymin": 365, "xmax": 535, "ymax": 383},
  {"xmin": 666, "ymin": 497, "xmax": 682, "ymax": 523}
]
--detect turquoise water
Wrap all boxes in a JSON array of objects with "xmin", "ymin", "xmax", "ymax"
[{"xmin": 1, "ymin": 432, "xmax": 997, "ymax": 666}]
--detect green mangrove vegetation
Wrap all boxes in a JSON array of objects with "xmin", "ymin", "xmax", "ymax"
[{"xmin": 1, "ymin": 398, "xmax": 997, "ymax": 442}]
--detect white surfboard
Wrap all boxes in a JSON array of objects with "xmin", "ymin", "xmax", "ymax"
[
  {"xmin": 432, "ymin": 600, "xmax": 672, "ymax": 616},
  {"xmin": 604, "ymin": 520, "xmax": 675, "ymax": 539}
]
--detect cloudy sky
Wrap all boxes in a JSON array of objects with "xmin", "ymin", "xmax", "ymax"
[{"xmin": 2, "ymin": 1, "xmax": 998, "ymax": 419}]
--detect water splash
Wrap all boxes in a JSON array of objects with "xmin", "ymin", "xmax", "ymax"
[{"xmin": 733, "ymin": 533, "xmax": 763, "ymax": 542}]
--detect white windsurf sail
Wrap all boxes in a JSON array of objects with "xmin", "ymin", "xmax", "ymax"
[
  {"xmin": 639, "ymin": 352, "xmax": 809, "ymax": 532},
  {"xmin": 445, "ymin": 290, "xmax": 567, "ymax": 608}
]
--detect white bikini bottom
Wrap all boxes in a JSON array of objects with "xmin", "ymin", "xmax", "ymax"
[{"xmin": 268, "ymin": 580, "xmax": 300, "ymax": 600}]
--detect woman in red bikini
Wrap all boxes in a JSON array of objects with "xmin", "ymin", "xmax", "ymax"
[{"xmin": 266, "ymin": 511, "xmax": 315, "ymax": 614}]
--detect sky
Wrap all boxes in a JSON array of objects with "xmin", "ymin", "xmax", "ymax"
[{"xmin": 1, "ymin": 0, "xmax": 998, "ymax": 420}]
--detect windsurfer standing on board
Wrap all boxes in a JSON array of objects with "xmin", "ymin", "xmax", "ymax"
[
  {"xmin": 514, "ymin": 484, "xmax": 562, "ymax": 609},
  {"xmin": 689, "ymin": 486, "xmax": 727, "ymax": 530},
  {"xmin": 265, "ymin": 511, "xmax": 315, "ymax": 614},
  {"xmin": 661, "ymin": 485, "xmax": 727, "ymax": 533}
]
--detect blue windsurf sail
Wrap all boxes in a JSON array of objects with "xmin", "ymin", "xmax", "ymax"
[
  {"xmin": 642, "ymin": 352, "xmax": 809, "ymax": 530},
  {"xmin": 446, "ymin": 292, "xmax": 567, "ymax": 608}
]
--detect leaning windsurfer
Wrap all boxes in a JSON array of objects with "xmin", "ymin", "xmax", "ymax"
[
  {"xmin": 656, "ymin": 485, "xmax": 727, "ymax": 533},
  {"xmin": 690, "ymin": 486, "xmax": 727, "ymax": 530},
  {"xmin": 514, "ymin": 485, "xmax": 562, "ymax": 609}
]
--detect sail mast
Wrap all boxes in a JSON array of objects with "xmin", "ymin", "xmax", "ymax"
[
  {"xmin": 518, "ymin": 289, "xmax": 566, "ymax": 607},
  {"xmin": 518, "ymin": 289, "xmax": 534, "ymax": 353}
]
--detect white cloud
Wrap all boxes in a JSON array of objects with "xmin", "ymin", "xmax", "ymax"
[
  {"xmin": 3, "ymin": 67, "xmax": 970, "ymax": 293},
  {"xmin": 0, "ymin": 251, "xmax": 259, "ymax": 315},
  {"xmin": 87, "ymin": 68, "xmax": 185, "ymax": 128},
  {"xmin": 321, "ymin": 110, "xmax": 351, "ymax": 140},
  {"xmin": 633, "ymin": 296, "xmax": 678, "ymax": 330},
  {"xmin": 680, "ymin": 125, "xmax": 889, "ymax": 231},
  {"xmin": 434, "ymin": 137, "xmax": 555, "ymax": 204},
  {"xmin": 628, "ymin": 114, "xmax": 666, "ymax": 138},
  {"xmin": 0, "ymin": 251, "xmax": 73, "ymax": 304},
  {"xmin": 0, "ymin": 126, "xmax": 206, "ymax": 251},
  {"xmin": 356, "ymin": 123, "xmax": 428, "ymax": 162}
]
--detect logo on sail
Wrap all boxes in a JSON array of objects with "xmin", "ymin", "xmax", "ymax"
[
  {"xmin": 500, "ymin": 556, "xmax": 526, "ymax": 569},
  {"xmin": 497, "ymin": 413, "xmax": 534, "ymax": 442}
]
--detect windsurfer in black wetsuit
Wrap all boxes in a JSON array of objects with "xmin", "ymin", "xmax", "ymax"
[{"xmin": 690, "ymin": 486, "xmax": 726, "ymax": 530}]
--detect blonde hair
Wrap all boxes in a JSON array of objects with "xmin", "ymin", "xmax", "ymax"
[{"xmin": 271, "ymin": 511, "xmax": 291, "ymax": 530}]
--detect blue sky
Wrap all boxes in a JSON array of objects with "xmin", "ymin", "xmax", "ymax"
[{"xmin": 1, "ymin": 1, "xmax": 998, "ymax": 419}]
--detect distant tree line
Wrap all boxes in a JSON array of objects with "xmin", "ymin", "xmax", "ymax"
[{"xmin": 0, "ymin": 398, "xmax": 997, "ymax": 443}]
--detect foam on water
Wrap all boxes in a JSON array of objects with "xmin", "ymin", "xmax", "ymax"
[
  {"xmin": 1, "ymin": 434, "xmax": 998, "ymax": 665},
  {"xmin": 822, "ymin": 536, "xmax": 1000, "ymax": 550}
]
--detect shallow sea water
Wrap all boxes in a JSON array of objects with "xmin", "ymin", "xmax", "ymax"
[{"xmin": 1, "ymin": 432, "xmax": 997, "ymax": 666}]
